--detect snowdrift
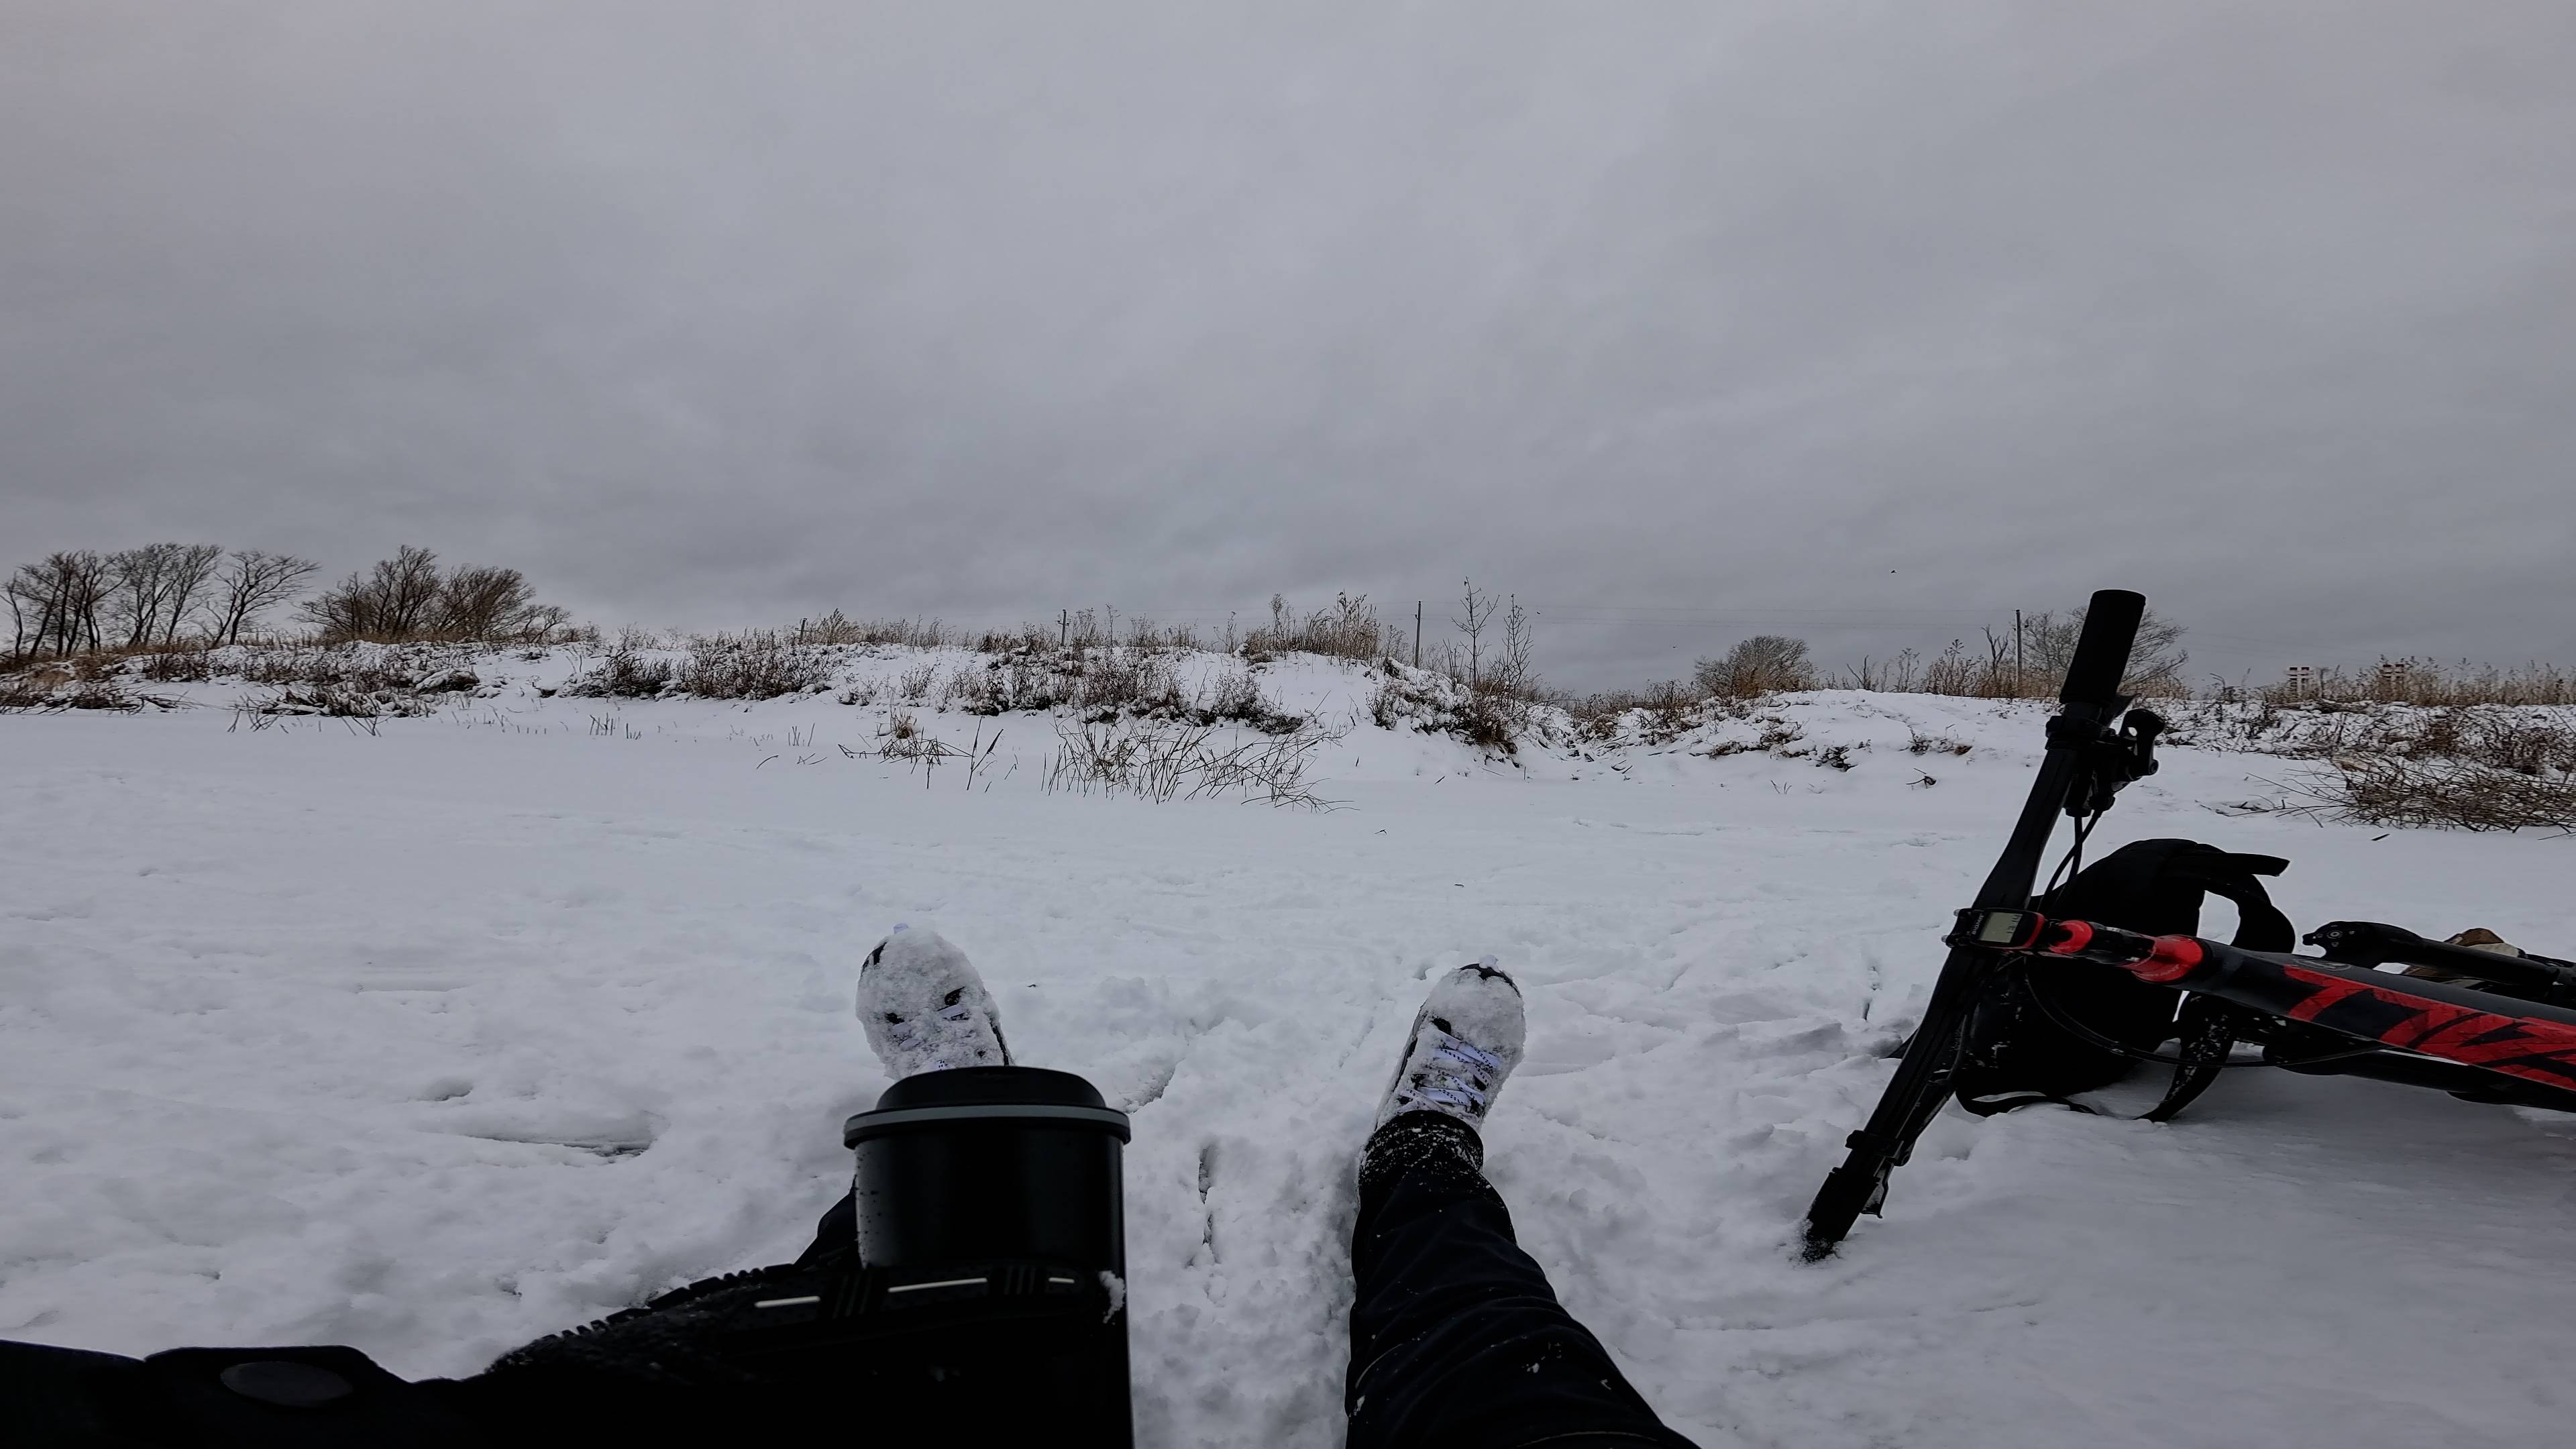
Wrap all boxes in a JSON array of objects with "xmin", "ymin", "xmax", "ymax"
[{"xmin": 5, "ymin": 643, "xmax": 2574, "ymax": 1446}]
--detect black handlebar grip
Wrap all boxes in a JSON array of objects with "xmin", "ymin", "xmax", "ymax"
[{"xmin": 2058, "ymin": 589, "xmax": 2145, "ymax": 705}]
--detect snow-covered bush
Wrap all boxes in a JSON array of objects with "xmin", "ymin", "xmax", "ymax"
[
  {"xmin": 563, "ymin": 649, "xmax": 675, "ymax": 698},
  {"xmin": 676, "ymin": 632, "xmax": 833, "ymax": 699}
]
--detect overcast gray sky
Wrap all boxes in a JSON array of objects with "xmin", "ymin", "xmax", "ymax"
[{"xmin": 5, "ymin": 1, "xmax": 2571, "ymax": 688}]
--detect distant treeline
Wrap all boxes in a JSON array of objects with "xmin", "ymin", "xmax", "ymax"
[{"xmin": 3, "ymin": 544, "xmax": 563, "ymax": 664}]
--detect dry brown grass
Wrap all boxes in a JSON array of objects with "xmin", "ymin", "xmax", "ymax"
[
  {"xmin": 2254, "ymin": 659, "xmax": 2576, "ymax": 708},
  {"xmin": 1043, "ymin": 714, "xmax": 1338, "ymax": 807},
  {"xmin": 0, "ymin": 667, "xmax": 170, "ymax": 712},
  {"xmin": 2181, "ymin": 699, "xmax": 2576, "ymax": 832},
  {"xmin": 2306, "ymin": 755, "xmax": 2576, "ymax": 832}
]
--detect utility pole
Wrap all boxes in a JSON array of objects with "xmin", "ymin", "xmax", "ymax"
[
  {"xmin": 1413, "ymin": 602, "xmax": 1423, "ymax": 669},
  {"xmin": 1060, "ymin": 609, "xmax": 1069, "ymax": 648},
  {"xmin": 2014, "ymin": 609, "xmax": 2024, "ymax": 695}
]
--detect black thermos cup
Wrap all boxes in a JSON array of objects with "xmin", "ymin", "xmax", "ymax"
[{"xmin": 841, "ymin": 1065, "xmax": 1132, "ymax": 1443}]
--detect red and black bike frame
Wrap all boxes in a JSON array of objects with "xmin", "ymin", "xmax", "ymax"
[
  {"xmin": 1801, "ymin": 589, "xmax": 2576, "ymax": 1259},
  {"xmin": 1951, "ymin": 910, "xmax": 2576, "ymax": 1113}
]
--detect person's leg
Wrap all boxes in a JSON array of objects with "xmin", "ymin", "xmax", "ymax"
[
  {"xmin": 794, "ymin": 1188, "xmax": 857, "ymax": 1267},
  {"xmin": 793, "ymin": 923, "xmax": 1012, "ymax": 1270},
  {"xmin": 1347, "ymin": 966, "xmax": 1695, "ymax": 1449}
]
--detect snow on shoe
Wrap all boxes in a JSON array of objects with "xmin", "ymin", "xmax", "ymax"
[
  {"xmin": 857, "ymin": 925, "xmax": 1011, "ymax": 1079},
  {"xmin": 1378, "ymin": 957, "xmax": 1525, "ymax": 1129}
]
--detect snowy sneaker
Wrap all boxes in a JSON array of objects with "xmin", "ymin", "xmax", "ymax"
[
  {"xmin": 857, "ymin": 926, "xmax": 1011, "ymax": 1078},
  {"xmin": 1377, "ymin": 958, "xmax": 1526, "ymax": 1130}
]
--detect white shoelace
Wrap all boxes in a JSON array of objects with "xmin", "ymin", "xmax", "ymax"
[{"xmin": 1402, "ymin": 1032, "xmax": 1507, "ymax": 1118}]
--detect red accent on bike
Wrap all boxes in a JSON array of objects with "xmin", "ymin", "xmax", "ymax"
[
  {"xmin": 2132, "ymin": 936, "xmax": 2205, "ymax": 983},
  {"xmin": 2277, "ymin": 963, "xmax": 2576, "ymax": 1091},
  {"xmin": 2285, "ymin": 975, "xmax": 2372, "ymax": 1022},
  {"xmin": 2046, "ymin": 920, "xmax": 2094, "ymax": 955}
]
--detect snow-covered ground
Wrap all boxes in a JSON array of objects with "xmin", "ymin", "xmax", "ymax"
[{"xmin": 6, "ymin": 654, "xmax": 2575, "ymax": 1447}]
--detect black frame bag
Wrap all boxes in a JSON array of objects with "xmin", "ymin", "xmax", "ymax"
[{"xmin": 1950, "ymin": 838, "xmax": 2293, "ymax": 1119}]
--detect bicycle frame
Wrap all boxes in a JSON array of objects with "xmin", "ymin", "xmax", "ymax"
[
  {"xmin": 1954, "ymin": 910, "xmax": 2576, "ymax": 1114},
  {"xmin": 1801, "ymin": 588, "xmax": 2154, "ymax": 1260}
]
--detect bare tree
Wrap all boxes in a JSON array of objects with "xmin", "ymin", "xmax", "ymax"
[
  {"xmin": 211, "ymin": 549, "xmax": 319, "ymax": 644},
  {"xmin": 7, "ymin": 550, "xmax": 113, "ymax": 658},
  {"xmin": 1451, "ymin": 578, "xmax": 1499, "ymax": 690},
  {"xmin": 2021, "ymin": 604, "xmax": 2190, "ymax": 695},
  {"xmin": 2, "ymin": 571, "xmax": 29, "ymax": 661},
  {"xmin": 302, "ymin": 545, "xmax": 446, "ymax": 641},
  {"xmin": 1980, "ymin": 625, "xmax": 2016, "ymax": 698},
  {"xmin": 1497, "ymin": 595, "xmax": 1538, "ymax": 697},
  {"xmin": 434, "ymin": 565, "xmax": 536, "ymax": 638},
  {"xmin": 107, "ymin": 543, "xmax": 186, "ymax": 647},
  {"xmin": 516, "ymin": 602, "xmax": 572, "ymax": 643},
  {"xmin": 374, "ymin": 545, "xmax": 445, "ymax": 637},
  {"xmin": 157, "ymin": 543, "xmax": 225, "ymax": 644},
  {"xmin": 296, "ymin": 547, "xmax": 562, "ymax": 642}
]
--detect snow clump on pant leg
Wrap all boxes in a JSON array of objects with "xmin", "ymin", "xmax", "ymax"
[{"xmin": 857, "ymin": 925, "xmax": 1012, "ymax": 1079}]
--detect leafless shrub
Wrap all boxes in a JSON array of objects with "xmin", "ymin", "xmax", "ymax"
[
  {"xmin": 233, "ymin": 642, "xmax": 453, "ymax": 694},
  {"xmin": 680, "ymin": 631, "xmax": 833, "ymax": 700},
  {"xmin": 2015, "ymin": 604, "xmax": 2190, "ymax": 697},
  {"xmin": 564, "ymin": 649, "xmax": 675, "ymax": 698},
  {"xmin": 1696, "ymin": 636, "xmax": 1814, "ymax": 698},
  {"xmin": 1564, "ymin": 692, "xmax": 1629, "ymax": 743},
  {"xmin": 1843, "ymin": 650, "xmax": 1921, "ymax": 692},
  {"xmin": 942, "ymin": 668, "xmax": 1000, "ymax": 715},
  {"xmin": 1062, "ymin": 649, "xmax": 1181, "ymax": 718},
  {"xmin": 1817, "ymin": 604, "xmax": 2186, "ymax": 699},
  {"xmin": 1369, "ymin": 665, "xmax": 1518, "ymax": 754},
  {"xmin": 1410, "ymin": 580, "xmax": 1543, "ymax": 747},
  {"xmin": 897, "ymin": 661, "xmax": 938, "ymax": 704},
  {"xmin": 299, "ymin": 546, "xmax": 564, "ymax": 644},
  {"xmin": 1918, "ymin": 638, "xmax": 1984, "ymax": 697},
  {"xmin": 2277, "ymin": 755, "xmax": 2576, "ymax": 833},
  {"xmin": 973, "ymin": 624, "xmax": 1061, "ymax": 654},
  {"xmin": 1241, "ymin": 592, "xmax": 1405, "ymax": 663},
  {"xmin": 1044, "ymin": 715, "xmax": 1336, "ymax": 808},
  {"xmin": 839, "ymin": 679, "xmax": 880, "ymax": 706},
  {"xmin": 1123, "ymin": 617, "xmax": 1204, "ymax": 653},
  {"xmin": 1187, "ymin": 667, "xmax": 1303, "ymax": 733},
  {"xmin": 1907, "ymin": 727, "xmax": 1973, "ymax": 757},
  {"xmin": 1566, "ymin": 680, "xmax": 1739, "ymax": 747},
  {"xmin": 138, "ymin": 643, "xmax": 217, "ymax": 682},
  {"xmin": 796, "ymin": 611, "xmax": 951, "ymax": 649},
  {"xmin": 2164, "ymin": 701, "xmax": 2576, "ymax": 772}
]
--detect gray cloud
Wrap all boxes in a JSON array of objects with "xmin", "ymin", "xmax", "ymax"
[{"xmin": 6, "ymin": 1, "xmax": 2573, "ymax": 687}]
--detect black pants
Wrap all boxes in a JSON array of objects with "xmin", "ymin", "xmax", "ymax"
[
  {"xmin": 793, "ymin": 1113, "xmax": 1698, "ymax": 1447},
  {"xmin": 1346, "ymin": 1113, "xmax": 1697, "ymax": 1449},
  {"xmin": 2, "ymin": 1120, "xmax": 1695, "ymax": 1447}
]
